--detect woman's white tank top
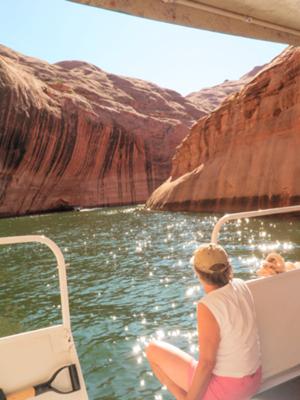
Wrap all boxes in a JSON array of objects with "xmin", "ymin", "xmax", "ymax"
[{"xmin": 199, "ymin": 278, "xmax": 261, "ymax": 377}]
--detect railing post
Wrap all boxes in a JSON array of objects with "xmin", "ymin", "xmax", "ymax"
[
  {"xmin": 211, "ymin": 205, "xmax": 300, "ymax": 243},
  {"xmin": 0, "ymin": 235, "xmax": 71, "ymax": 330}
]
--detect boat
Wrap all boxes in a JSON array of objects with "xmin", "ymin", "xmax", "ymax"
[
  {"xmin": 1, "ymin": 1, "xmax": 300, "ymax": 398},
  {"xmin": 1, "ymin": 205, "xmax": 300, "ymax": 398},
  {"xmin": 0, "ymin": 236, "xmax": 89, "ymax": 400},
  {"xmin": 69, "ymin": 0, "xmax": 300, "ymax": 46}
]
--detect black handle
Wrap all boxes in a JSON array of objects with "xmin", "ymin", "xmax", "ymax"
[
  {"xmin": 35, "ymin": 364, "xmax": 81, "ymax": 395},
  {"xmin": 1, "ymin": 364, "xmax": 81, "ymax": 399},
  {"xmin": 0, "ymin": 389, "xmax": 7, "ymax": 400}
]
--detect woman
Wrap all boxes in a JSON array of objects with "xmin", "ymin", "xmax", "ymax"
[
  {"xmin": 146, "ymin": 243, "xmax": 262, "ymax": 400},
  {"xmin": 256, "ymin": 252, "xmax": 300, "ymax": 276},
  {"xmin": 256, "ymin": 252, "xmax": 286, "ymax": 276}
]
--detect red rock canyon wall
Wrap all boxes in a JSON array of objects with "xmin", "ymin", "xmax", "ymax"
[
  {"xmin": 0, "ymin": 45, "xmax": 206, "ymax": 217},
  {"xmin": 147, "ymin": 47, "xmax": 300, "ymax": 212},
  {"xmin": 186, "ymin": 65, "xmax": 264, "ymax": 113}
]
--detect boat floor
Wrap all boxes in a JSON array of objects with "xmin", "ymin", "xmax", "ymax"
[{"xmin": 253, "ymin": 376, "xmax": 300, "ymax": 399}]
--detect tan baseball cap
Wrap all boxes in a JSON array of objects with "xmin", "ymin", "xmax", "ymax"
[{"xmin": 192, "ymin": 243, "xmax": 229, "ymax": 274}]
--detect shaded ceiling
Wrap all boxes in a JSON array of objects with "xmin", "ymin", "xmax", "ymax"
[{"xmin": 68, "ymin": 0, "xmax": 300, "ymax": 45}]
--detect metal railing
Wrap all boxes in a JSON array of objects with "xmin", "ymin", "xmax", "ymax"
[
  {"xmin": 211, "ymin": 205, "xmax": 300, "ymax": 244},
  {"xmin": 0, "ymin": 235, "xmax": 71, "ymax": 330}
]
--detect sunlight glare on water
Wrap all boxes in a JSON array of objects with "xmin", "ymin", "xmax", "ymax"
[{"xmin": 1, "ymin": 206, "xmax": 300, "ymax": 399}]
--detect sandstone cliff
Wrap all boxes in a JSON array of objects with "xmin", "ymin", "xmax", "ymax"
[
  {"xmin": 186, "ymin": 65, "xmax": 264, "ymax": 113},
  {"xmin": 147, "ymin": 47, "xmax": 300, "ymax": 212},
  {"xmin": 0, "ymin": 44, "xmax": 205, "ymax": 217}
]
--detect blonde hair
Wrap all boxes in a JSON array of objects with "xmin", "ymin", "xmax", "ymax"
[{"xmin": 265, "ymin": 253, "xmax": 285, "ymax": 273}]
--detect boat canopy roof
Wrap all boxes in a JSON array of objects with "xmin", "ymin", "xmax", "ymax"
[{"xmin": 68, "ymin": 0, "xmax": 300, "ymax": 46}]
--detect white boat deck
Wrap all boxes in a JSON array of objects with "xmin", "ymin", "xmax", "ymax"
[{"xmin": 253, "ymin": 376, "xmax": 300, "ymax": 399}]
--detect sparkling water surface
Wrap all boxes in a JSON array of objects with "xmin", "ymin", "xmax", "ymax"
[{"xmin": 1, "ymin": 206, "xmax": 300, "ymax": 399}]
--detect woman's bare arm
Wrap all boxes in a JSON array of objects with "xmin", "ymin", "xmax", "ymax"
[{"xmin": 185, "ymin": 302, "xmax": 220, "ymax": 400}]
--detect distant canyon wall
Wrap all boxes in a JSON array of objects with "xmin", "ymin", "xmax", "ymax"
[
  {"xmin": 147, "ymin": 47, "xmax": 300, "ymax": 212},
  {"xmin": 0, "ymin": 45, "xmax": 207, "ymax": 217},
  {"xmin": 186, "ymin": 65, "xmax": 264, "ymax": 113}
]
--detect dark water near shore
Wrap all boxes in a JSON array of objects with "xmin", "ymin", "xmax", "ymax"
[{"xmin": 1, "ymin": 206, "xmax": 300, "ymax": 399}]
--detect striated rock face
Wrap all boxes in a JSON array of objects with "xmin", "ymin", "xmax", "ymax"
[
  {"xmin": 185, "ymin": 65, "xmax": 264, "ymax": 113},
  {"xmin": 0, "ymin": 44, "xmax": 205, "ymax": 217},
  {"xmin": 147, "ymin": 47, "xmax": 300, "ymax": 213}
]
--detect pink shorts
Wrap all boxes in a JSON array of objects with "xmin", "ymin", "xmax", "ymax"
[{"xmin": 189, "ymin": 360, "xmax": 262, "ymax": 400}]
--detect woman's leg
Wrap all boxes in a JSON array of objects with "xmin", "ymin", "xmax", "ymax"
[{"xmin": 145, "ymin": 340, "xmax": 197, "ymax": 393}]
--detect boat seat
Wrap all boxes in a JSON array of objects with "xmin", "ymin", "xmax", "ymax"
[
  {"xmin": 0, "ymin": 235, "xmax": 88, "ymax": 399},
  {"xmin": 247, "ymin": 268, "xmax": 300, "ymax": 392},
  {"xmin": 0, "ymin": 325, "xmax": 88, "ymax": 399}
]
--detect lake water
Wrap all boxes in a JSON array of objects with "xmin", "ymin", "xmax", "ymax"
[{"xmin": 1, "ymin": 206, "xmax": 300, "ymax": 399}]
